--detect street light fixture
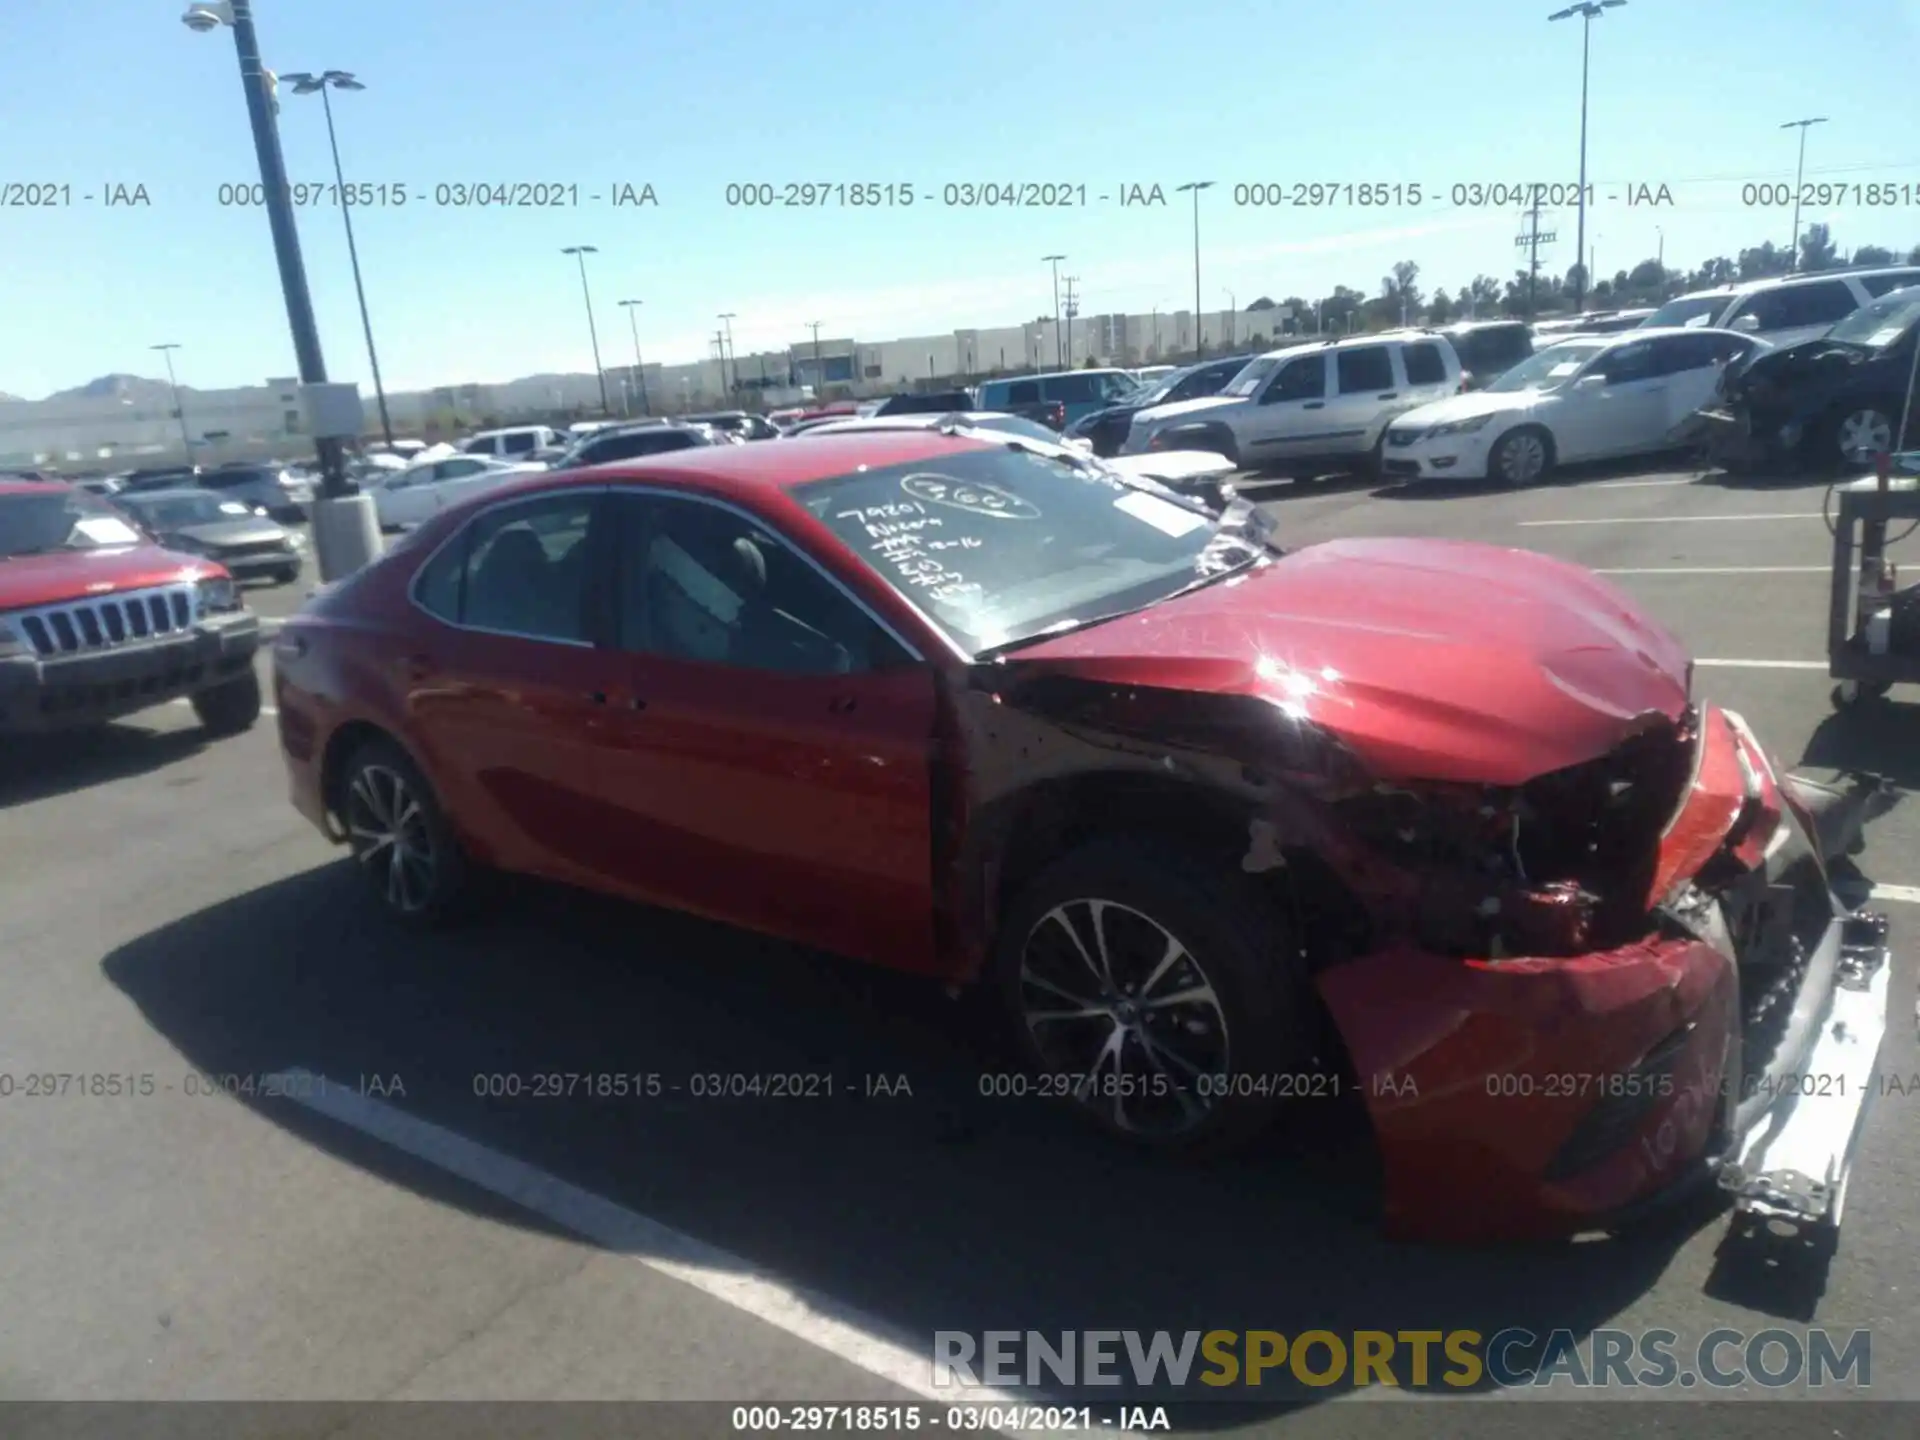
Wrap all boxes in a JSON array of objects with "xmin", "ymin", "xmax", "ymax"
[
  {"xmin": 1176, "ymin": 182, "xmax": 1214, "ymax": 356},
  {"xmin": 181, "ymin": 0, "xmax": 379, "ymax": 582},
  {"xmin": 150, "ymin": 343, "xmax": 195, "ymax": 458},
  {"xmin": 1781, "ymin": 117, "xmax": 1829, "ymax": 270},
  {"xmin": 718, "ymin": 313, "xmax": 737, "ymax": 395},
  {"xmin": 1548, "ymin": 0, "xmax": 1626, "ymax": 312},
  {"xmin": 1040, "ymin": 255, "xmax": 1066, "ymax": 367},
  {"xmin": 280, "ymin": 70, "xmax": 393, "ymax": 448},
  {"xmin": 561, "ymin": 246, "xmax": 611, "ymax": 414},
  {"xmin": 617, "ymin": 299, "xmax": 650, "ymax": 415}
]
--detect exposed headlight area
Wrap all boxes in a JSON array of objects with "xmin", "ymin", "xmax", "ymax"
[{"xmin": 195, "ymin": 575, "xmax": 240, "ymax": 613}]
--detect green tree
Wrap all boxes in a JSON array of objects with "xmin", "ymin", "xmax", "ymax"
[
  {"xmin": 1853, "ymin": 244, "xmax": 1895, "ymax": 266},
  {"xmin": 1797, "ymin": 223, "xmax": 1840, "ymax": 271},
  {"xmin": 1737, "ymin": 242, "xmax": 1792, "ymax": 280},
  {"xmin": 1247, "ymin": 296, "xmax": 1277, "ymax": 311},
  {"xmin": 1427, "ymin": 290, "xmax": 1456, "ymax": 323}
]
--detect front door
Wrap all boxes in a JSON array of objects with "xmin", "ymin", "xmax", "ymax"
[
  {"xmin": 1555, "ymin": 338, "xmax": 1669, "ymax": 463},
  {"xmin": 1239, "ymin": 351, "xmax": 1332, "ymax": 467},
  {"xmin": 595, "ymin": 490, "xmax": 941, "ymax": 971}
]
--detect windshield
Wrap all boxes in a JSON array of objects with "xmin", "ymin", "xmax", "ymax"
[
  {"xmin": 968, "ymin": 415, "xmax": 1072, "ymax": 444},
  {"xmin": 1640, "ymin": 295, "xmax": 1730, "ymax": 329},
  {"xmin": 1220, "ymin": 357, "xmax": 1280, "ymax": 398},
  {"xmin": 1826, "ymin": 289, "xmax": 1920, "ymax": 348},
  {"xmin": 797, "ymin": 446, "xmax": 1263, "ymax": 656},
  {"xmin": 0, "ymin": 489, "xmax": 143, "ymax": 557},
  {"xmin": 1487, "ymin": 342, "xmax": 1608, "ymax": 392},
  {"xmin": 126, "ymin": 494, "xmax": 255, "ymax": 528}
]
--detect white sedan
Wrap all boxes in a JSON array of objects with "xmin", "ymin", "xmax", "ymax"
[
  {"xmin": 1380, "ymin": 326, "xmax": 1765, "ymax": 486},
  {"xmin": 370, "ymin": 453, "xmax": 545, "ymax": 530}
]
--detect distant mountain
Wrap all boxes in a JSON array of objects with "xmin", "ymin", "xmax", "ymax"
[
  {"xmin": 48, "ymin": 374, "xmax": 187, "ymax": 405},
  {"xmin": 0, "ymin": 391, "xmax": 23, "ymax": 403}
]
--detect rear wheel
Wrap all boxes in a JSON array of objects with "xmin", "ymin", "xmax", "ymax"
[
  {"xmin": 338, "ymin": 738, "xmax": 473, "ymax": 925},
  {"xmin": 1489, "ymin": 426, "xmax": 1553, "ymax": 486},
  {"xmin": 1832, "ymin": 680, "xmax": 1891, "ymax": 710},
  {"xmin": 191, "ymin": 669, "xmax": 262, "ymax": 737},
  {"xmin": 1830, "ymin": 404, "xmax": 1896, "ymax": 467},
  {"xmin": 994, "ymin": 837, "xmax": 1316, "ymax": 1155}
]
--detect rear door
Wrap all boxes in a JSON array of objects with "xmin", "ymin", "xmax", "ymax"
[
  {"xmin": 599, "ymin": 490, "xmax": 941, "ymax": 969},
  {"xmin": 1322, "ymin": 344, "xmax": 1399, "ymax": 457},
  {"xmin": 399, "ymin": 487, "xmax": 628, "ymax": 882},
  {"xmin": 1041, "ymin": 372, "xmax": 1102, "ymax": 424}
]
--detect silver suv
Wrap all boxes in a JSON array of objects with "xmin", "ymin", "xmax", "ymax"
[{"xmin": 1121, "ymin": 332, "xmax": 1464, "ymax": 474}]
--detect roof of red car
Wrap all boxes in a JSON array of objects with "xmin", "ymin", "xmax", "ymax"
[
  {"xmin": 558, "ymin": 430, "xmax": 998, "ymax": 494},
  {"xmin": 0, "ymin": 479, "xmax": 67, "ymax": 497}
]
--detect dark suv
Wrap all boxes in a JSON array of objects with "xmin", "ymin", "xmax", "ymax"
[
  {"xmin": 1067, "ymin": 356, "xmax": 1256, "ymax": 457},
  {"xmin": 871, "ymin": 391, "xmax": 977, "ymax": 416},
  {"xmin": 1436, "ymin": 322, "xmax": 1535, "ymax": 390},
  {"xmin": 555, "ymin": 422, "xmax": 719, "ymax": 468}
]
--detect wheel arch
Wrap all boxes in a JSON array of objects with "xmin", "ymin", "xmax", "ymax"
[
  {"xmin": 318, "ymin": 720, "xmax": 445, "ymax": 843},
  {"xmin": 1488, "ymin": 421, "xmax": 1557, "ymax": 480}
]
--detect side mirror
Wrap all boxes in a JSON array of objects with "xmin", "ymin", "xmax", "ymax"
[
  {"xmin": 1577, "ymin": 372, "xmax": 1610, "ymax": 389},
  {"xmin": 1729, "ymin": 315, "xmax": 1761, "ymax": 334}
]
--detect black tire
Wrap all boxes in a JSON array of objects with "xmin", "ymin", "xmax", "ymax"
[
  {"xmin": 274, "ymin": 565, "xmax": 301, "ymax": 586},
  {"xmin": 993, "ymin": 836, "xmax": 1318, "ymax": 1155},
  {"xmin": 337, "ymin": 736, "xmax": 473, "ymax": 926},
  {"xmin": 190, "ymin": 668, "xmax": 262, "ymax": 737},
  {"xmin": 1826, "ymin": 402, "xmax": 1899, "ymax": 468},
  {"xmin": 1487, "ymin": 425, "xmax": 1554, "ymax": 487},
  {"xmin": 1831, "ymin": 680, "xmax": 1891, "ymax": 710}
]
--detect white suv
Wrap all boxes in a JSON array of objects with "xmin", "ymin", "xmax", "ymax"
[
  {"xmin": 1121, "ymin": 332, "xmax": 1464, "ymax": 473},
  {"xmin": 1638, "ymin": 267, "xmax": 1920, "ymax": 350},
  {"xmin": 459, "ymin": 425, "xmax": 563, "ymax": 460}
]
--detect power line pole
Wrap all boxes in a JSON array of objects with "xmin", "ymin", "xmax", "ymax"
[
  {"xmin": 1041, "ymin": 255, "xmax": 1066, "ymax": 368},
  {"xmin": 1515, "ymin": 197, "xmax": 1556, "ymax": 320},
  {"xmin": 808, "ymin": 320, "xmax": 823, "ymax": 389},
  {"xmin": 1062, "ymin": 276, "xmax": 1080, "ymax": 366}
]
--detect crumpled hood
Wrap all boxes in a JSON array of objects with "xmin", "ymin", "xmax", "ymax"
[{"xmin": 1004, "ymin": 536, "xmax": 1691, "ymax": 786}]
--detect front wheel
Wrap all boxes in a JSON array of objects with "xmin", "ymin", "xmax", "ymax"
[
  {"xmin": 1488, "ymin": 426, "xmax": 1553, "ymax": 486},
  {"xmin": 993, "ymin": 837, "xmax": 1316, "ymax": 1155},
  {"xmin": 190, "ymin": 669, "xmax": 262, "ymax": 737},
  {"xmin": 1831, "ymin": 405, "xmax": 1896, "ymax": 467}
]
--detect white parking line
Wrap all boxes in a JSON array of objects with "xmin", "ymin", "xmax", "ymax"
[
  {"xmin": 1519, "ymin": 513, "xmax": 1823, "ymax": 527},
  {"xmin": 1856, "ymin": 883, "xmax": 1920, "ymax": 907},
  {"xmin": 269, "ymin": 1068, "xmax": 1025, "ymax": 1410},
  {"xmin": 1590, "ymin": 477, "xmax": 1701, "ymax": 489},
  {"xmin": 1692, "ymin": 659, "xmax": 1827, "ymax": 670},
  {"xmin": 167, "ymin": 698, "xmax": 278, "ymax": 716},
  {"xmin": 1594, "ymin": 566, "xmax": 1827, "ymax": 576}
]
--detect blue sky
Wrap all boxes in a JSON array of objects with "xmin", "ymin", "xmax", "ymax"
[{"xmin": 3, "ymin": 0, "xmax": 1918, "ymax": 398}]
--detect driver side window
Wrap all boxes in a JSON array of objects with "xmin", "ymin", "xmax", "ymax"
[
  {"xmin": 615, "ymin": 494, "xmax": 911, "ymax": 675},
  {"xmin": 1261, "ymin": 356, "xmax": 1326, "ymax": 404},
  {"xmin": 1601, "ymin": 342, "xmax": 1655, "ymax": 384}
]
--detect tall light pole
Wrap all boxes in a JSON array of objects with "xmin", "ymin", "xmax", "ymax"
[
  {"xmin": 150, "ymin": 344, "xmax": 195, "ymax": 459},
  {"xmin": 181, "ymin": 0, "xmax": 380, "ymax": 582},
  {"xmin": 617, "ymin": 299, "xmax": 650, "ymax": 415},
  {"xmin": 808, "ymin": 320, "xmax": 824, "ymax": 389},
  {"xmin": 281, "ymin": 70, "xmax": 393, "ymax": 448},
  {"xmin": 1655, "ymin": 224, "xmax": 1665, "ymax": 297},
  {"xmin": 718, "ymin": 312, "xmax": 737, "ymax": 395},
  {"xmin": 1782, "ymin": 117, "xmax": 1829, "ymax": 270},
  {"xmin": 561, "ymin": 245, "xmax": 610, "ymax": 414},
  {"xmin": 1223, "ymin": 289, "xmax": 1236, "ymax": 345},
  {"xmin": 1549, "ymin": 1, "xmax": 1626, "ymax": 312},
  {"xmin": 1041, "ymin": 255, "xmax": 1066, "ymax": 367},
  {"xmin": 1176, "ymin": 182, "xmax": 1214, "ymax": 356}
]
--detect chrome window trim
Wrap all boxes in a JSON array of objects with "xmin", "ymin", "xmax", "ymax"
[
  {"xmin": 404, "ymin": 482, "xmax": 610, "ymax": 650},
  {"xmin": 613, "ymin": 484, "xmax": 938, "ymax": 665}
]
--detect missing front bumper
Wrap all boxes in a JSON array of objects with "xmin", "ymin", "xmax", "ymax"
[{"xmin": 1716, "ymin": 910, "xmax": 1892, "ymax": 1229}]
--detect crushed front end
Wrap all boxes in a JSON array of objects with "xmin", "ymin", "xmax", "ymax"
[
  {"xmin": 1293, "ymin": 704, "xmax": 1893, "ymax": 1243},
  {"xmin": 1677, "ymin": 341, "xmax": 1864, "ymax": 473}
]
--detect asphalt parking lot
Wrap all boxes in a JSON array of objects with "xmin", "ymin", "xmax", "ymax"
[{"xmin": 4, "ymin": 462, "xmax": 1918, "ymax": 1437}]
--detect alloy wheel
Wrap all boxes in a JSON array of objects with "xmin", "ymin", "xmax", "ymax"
[
  {"xmin": 1018, "ymin": 898, "xmax": 1231, "ymax": 1138},
  {"xmin": 344, "ymin": 764, "xmax": 437, "ymax": 913},
  {"xmin": 1495, "ymin": 431, "xmax": 1547, "ymax": 485},
  {"xmin": 1837, "ymin": 409, "xmax": 1893, "ymax": 463}
]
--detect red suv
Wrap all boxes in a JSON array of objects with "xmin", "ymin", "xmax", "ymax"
[{"xmin": 0, "ymin": 481, "xmax": 263, "ymax": 736}]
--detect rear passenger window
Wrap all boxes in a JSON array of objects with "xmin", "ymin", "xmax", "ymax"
[
  {"xmin": 413, "ymin": 532, "xmax": 468, "ymax": 621},
  {"xmin": 1401, "ymin": 343, "xmax": 1447, "ymax": 385},
  {"xmin": 1336, "ymin": 346, "xmax": 1394, "ymax": 393},
  {"xmin": 1043, "ymin": 374, "xmax": 1099, "ymax": 403},
  {"xmin": 1006, "ymin": 381, "xmax": 1041, "ymax": 404},
  {"xmin": 1861, "ymin": 272, "xmax": 1920, "ymax": 298},
  {"xmin": 421, "ymin": 491, "xmax": 599, "ymax": 640}
]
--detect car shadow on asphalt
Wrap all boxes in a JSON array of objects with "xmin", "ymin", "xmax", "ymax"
[
  {"xmin": 102, "ymin": 864, "xmax": 1708, "ymax": 1414},
  {"xmin": 1801, "ymin": 696, "xmax": 1920, "ymax": 793},
  {"xmin": 0, "ymin": 722, "xmax": 209, "ymax": 810},
  {"xmin": 1369, "ymin": 455, "xmax": 1718, "ymax": 502}
]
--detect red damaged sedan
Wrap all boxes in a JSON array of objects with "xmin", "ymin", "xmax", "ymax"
[{"xmin": 272, "ymin": 426, "xmax": 1894, "ymax": 1245}]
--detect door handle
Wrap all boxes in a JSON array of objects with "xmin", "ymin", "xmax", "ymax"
[
  {"xmin": 1377, "ymin": 392, "xmax": 1398, "ymax": 399},
  {"xmin": 1304, "ymin": 401, "xmax": 1325, "ymax": 409}
]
